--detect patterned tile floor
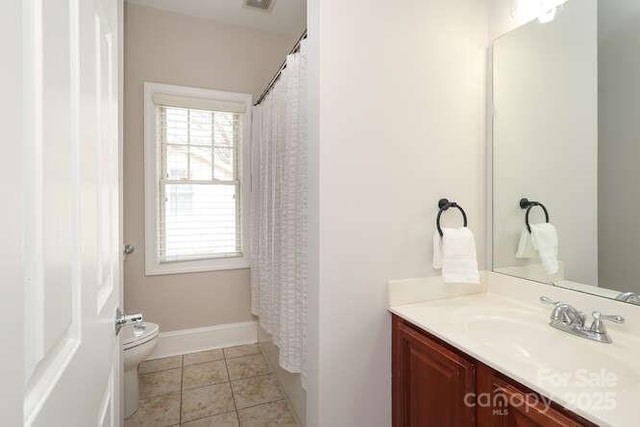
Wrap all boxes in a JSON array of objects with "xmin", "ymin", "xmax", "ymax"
[{"xmin": 125, "ymin": 344, "xmax": 299, "ymax": 427}]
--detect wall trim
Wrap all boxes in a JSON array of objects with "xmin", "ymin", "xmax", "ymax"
[{"xmin": 147, "ymin": 321, "xmax": 258, "ymax": 360}]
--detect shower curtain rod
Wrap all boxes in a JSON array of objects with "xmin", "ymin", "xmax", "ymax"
[{"xmin": 254, "ymin": 29, "xmax": 308, "ymax": 106}]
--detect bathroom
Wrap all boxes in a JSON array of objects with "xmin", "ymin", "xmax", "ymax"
[{"xmin": 4, "ymin": 0, "xmax": 640, "ymax": 426}]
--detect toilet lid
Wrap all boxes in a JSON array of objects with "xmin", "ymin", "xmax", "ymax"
[{"xmin": 122, "ymin": 322, "xmax": 159, "ymax": 350}]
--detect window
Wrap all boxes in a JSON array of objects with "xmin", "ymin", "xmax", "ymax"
[{"xmin": 144, "ymin": 83, "xmax": 251, "ymax": 275}]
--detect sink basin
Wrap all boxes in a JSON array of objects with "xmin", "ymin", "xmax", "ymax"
[{"xmin": 465, "ymin": 314, "xmax": 640, "ymax": 390}]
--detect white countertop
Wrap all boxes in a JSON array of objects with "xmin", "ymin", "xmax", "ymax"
[{"xmin": 389, "ymin": 273, "xmax": 640, "ymax": 427}]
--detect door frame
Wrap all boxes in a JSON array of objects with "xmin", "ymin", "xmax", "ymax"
[
  {"xmin": 117, "ymin": 0, "xmax": 125, "ymax": 422},
  {"xmin": 0, "ymin": 1, "xmax": 25, "ymax": 425}
]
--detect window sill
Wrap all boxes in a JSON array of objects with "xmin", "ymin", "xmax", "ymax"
[{"xmin": 145, "ymin": 257, "xmax": 250, "ymax": 276}]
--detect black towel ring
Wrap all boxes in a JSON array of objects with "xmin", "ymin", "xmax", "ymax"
[
  {"xmin": 436, "ymin": 198, "xmax": 468, "ymax": 237},
  {"xmin": 520, "ymin": 198, "xmax": 550, "ymax": 233}
]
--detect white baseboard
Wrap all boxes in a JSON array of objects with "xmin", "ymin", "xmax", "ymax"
[{"xmin": 147, "ymin": 321, "xmax": 258, "ymax": 360}]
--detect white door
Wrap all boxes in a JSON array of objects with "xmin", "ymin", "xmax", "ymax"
[{"xmin": 7, "ymin": 0, "xmax": 124, "ymax": 425}]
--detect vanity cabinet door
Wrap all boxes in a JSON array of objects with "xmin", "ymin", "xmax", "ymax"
[
  {"xmin": 476, "ymin": 365, "xmax": 585, "ymax": 427},
  {"xmin": 393, "ymin": 316, "xmax": 476, "ymax": 427}
]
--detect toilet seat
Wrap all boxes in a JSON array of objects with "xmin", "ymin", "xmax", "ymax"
[{"xmin": 122, "ymin": 322, "xmax": 159, "ymax": 351}]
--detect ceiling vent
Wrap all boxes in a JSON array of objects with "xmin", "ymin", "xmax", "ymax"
[{"xmin": 244, "ymin": 0, "xmax": 274, "ymax": 12}]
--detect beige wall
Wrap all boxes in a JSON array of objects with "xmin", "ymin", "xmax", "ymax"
[{"xmin": 123, "ymin": 4, "xmax": 294, "ymax": 332}]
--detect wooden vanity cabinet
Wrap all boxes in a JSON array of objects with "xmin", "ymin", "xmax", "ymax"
[
  {"xmin": 392, "ymin": 315, "xmax": 596, "ymax": 427},
  {"xmin": 392, "ymin": 315, "xmax": 476, "ymax": 426},
  {"xmin": 475, "ymin": 365, "xmax": 585, "ymax": 427}
]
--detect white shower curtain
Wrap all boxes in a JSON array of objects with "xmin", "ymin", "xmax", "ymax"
[{"xmin": 250, "ymin": 42, "xmax": 307, "ymax": 376}]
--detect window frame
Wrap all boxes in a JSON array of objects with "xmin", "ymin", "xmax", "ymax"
[{"xmin": 143, "ymin": 82, "xmax": 252, "ymax": 275}]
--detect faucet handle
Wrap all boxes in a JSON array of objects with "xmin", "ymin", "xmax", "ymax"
[
  {"xmin": 593, "ymin": 311, "xmax": 624, "ymax": 323},
  {"xmin": 540, "ymin": 296, "xmax": 560, "ymax": 305},
  {"xmin": 590, "ymin": 311, "xmax": 625, "ymax": 334}
]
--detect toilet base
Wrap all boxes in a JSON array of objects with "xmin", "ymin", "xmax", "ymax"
[
  {"xmin": 122, "ymin": 321, "xmax": 159, "ymax": 419},
  {"xmin": 124, "ymin": 367, "xmax": 140, "ymax": 419}
]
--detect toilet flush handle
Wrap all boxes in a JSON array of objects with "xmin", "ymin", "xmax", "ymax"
[{"xmin": 115, "ymin": 308, "xmax": 144, "ymax": 334}]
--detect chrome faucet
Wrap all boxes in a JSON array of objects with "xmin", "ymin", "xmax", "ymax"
[
  {"xmin": 616, "ymin": 292, "xmax": 640, "ymax": 305},
  {"xmin": 540, "ymin": 296, "xmax": 624, "ymax": 344},
  {"xmin": 540, "ymin": 296, "xmax": 585, "ymax": 326}
]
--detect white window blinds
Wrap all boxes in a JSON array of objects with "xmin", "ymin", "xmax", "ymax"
[{"xmin": 155, "ymin": 99, "xmax": 243, "ymax": 263}]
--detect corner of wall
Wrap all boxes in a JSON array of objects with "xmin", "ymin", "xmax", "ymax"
[{"xmin": 258, "ymin": 327, "xmax": 307, "ymax": 425}]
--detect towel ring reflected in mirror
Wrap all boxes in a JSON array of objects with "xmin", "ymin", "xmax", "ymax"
[
  {"xmin": 520, "ymin": 198, "xmax": 550, "ymax": 233},
  {"xmin": 436, "ymin": 198, "xmax": 468, "ymax": 237}
]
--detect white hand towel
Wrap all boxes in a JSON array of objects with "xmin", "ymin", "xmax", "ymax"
[
  {"xmin": 433, "ymin": 227, "xmax": 480, "ymax": 284},
  {"xmin": 516, "ymin": 228, "xmax": 538, "ymax": 259},
  {"xmin": 530, "ymin": 223, "xmax": 559, "ymax": 275},
  {"xmin": 433, "ymin": 232, "xmax": 443, "ymax": 269}
]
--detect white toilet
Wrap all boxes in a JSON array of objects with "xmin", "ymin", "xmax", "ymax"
[{"xmin": 122, "ymin": 322, "xmax": 159, "ymax": 418}]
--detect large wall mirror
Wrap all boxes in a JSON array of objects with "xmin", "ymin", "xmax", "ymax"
[{"xmin": 492, "ymin": 0, "xmax": 640, "ymax": 304}]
